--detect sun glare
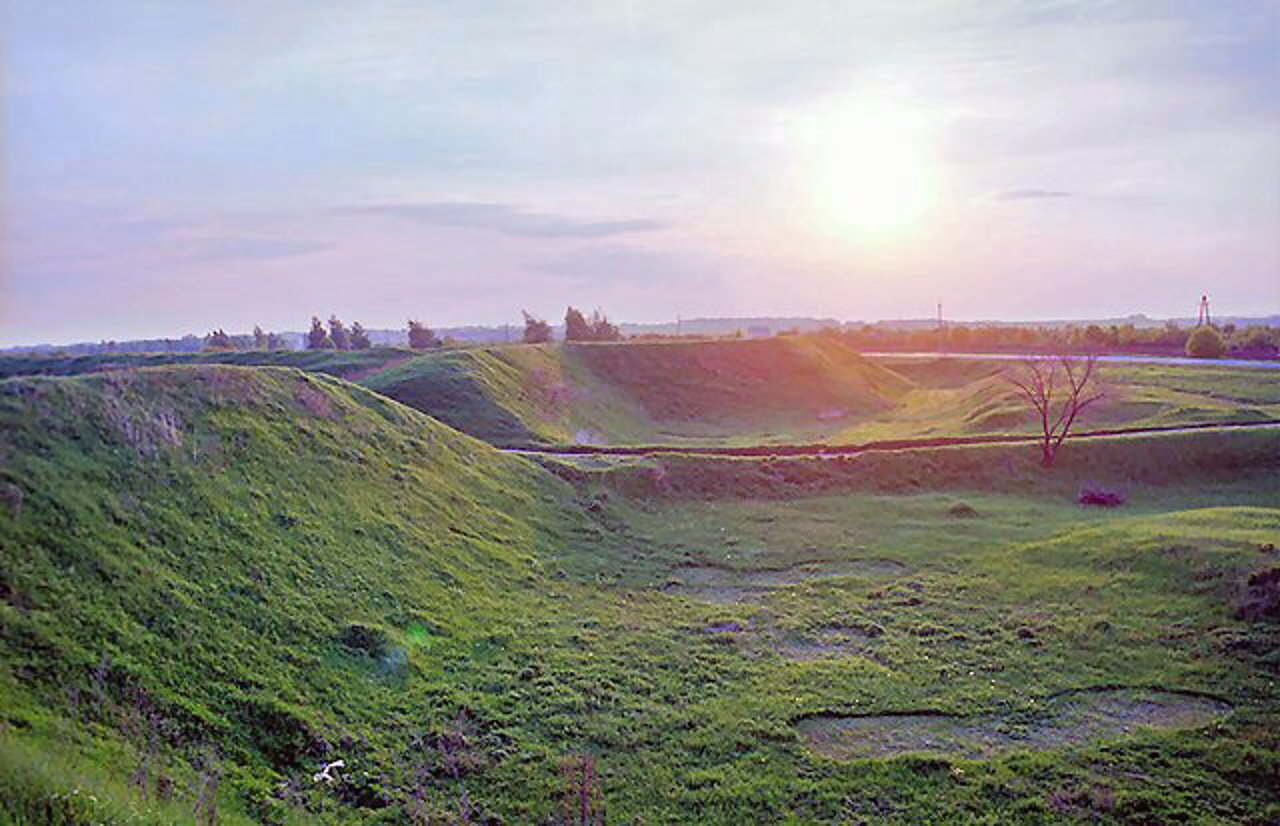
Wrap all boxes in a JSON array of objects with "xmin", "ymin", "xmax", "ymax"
[{"xmin": 789, "ymin": 97, "xmax": 938, "ymax": 240}]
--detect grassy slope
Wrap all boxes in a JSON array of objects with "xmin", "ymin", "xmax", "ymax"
[
  {"xmin": 0, "ymin": 366, "xmax": 610, "ymax": 823},
  {"xmin": 3, "ymin": 341, "xmax": 1275, "ymax": 451},
  {"xmin": 838, "ymin": 358, "xmax": 1280, "ymax": 443},
  {"xmin": 546, "ymin": 427, "xmax": 1280, "ymax": 504},
  {"xmin": 1, "ymin": 366, "xmax": 1278, "ymax": 823},
  {"xmin": 360, "ymin": 345, "xmax": 653, "ymax": 447},
  {"xmin": 363, "ymin": 336, "xmax": 912, "ymax": 447},
  {"xmin": 0, "ymin": 347, "xmax": 424, "ymax": 383}
]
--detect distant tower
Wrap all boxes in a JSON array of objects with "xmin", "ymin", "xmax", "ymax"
[
  {"xmin": 1198, "ymin": 295, "xmax": 1211, "ymax": 327},
  {"xmin": 676, "ymin": 314, "xmax": 682, "ymax": 337},
  {"xmin": 937, "ymin": 302, "xmax": 944, "ymax": 329}
]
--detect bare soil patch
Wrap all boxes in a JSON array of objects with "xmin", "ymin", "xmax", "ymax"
[
  {"xmin": 798, "ymin": 688, "xmax": 1231, "ymax": 760},
  {"xmin": 775, "ymin": 625, "xmax": 880, "ymax": 661},
  {"xmin": 663, "ymin": 558, "xmax": 906, "ymax": 603}
]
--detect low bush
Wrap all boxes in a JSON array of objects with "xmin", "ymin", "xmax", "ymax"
[
  {"xmin": 1185, "ymin": 326, "xmax": 1228, "ymax": 359},
  {"xmin": 1078, "ymin": 486, "xmax": 1126, "ymax": 507}
]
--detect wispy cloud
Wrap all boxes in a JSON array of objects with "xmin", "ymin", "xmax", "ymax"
[
  {"xmin": 532, "ymin": 242, "xmax": 720, "ymax": 286},
  {"xmin": 182, "ymin": 237, "xmax": 332, "ymax": 261},
  {"xmin": 335, "ymin": 202, "xmax": 665, "ymax": 239},
  {"xmin": 990, "ymin": 189, "xmax": 1072, "ymax": 201}
]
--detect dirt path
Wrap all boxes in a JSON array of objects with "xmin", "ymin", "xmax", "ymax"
[{"xmin": 509, "ymin": 419, "xmax": 1280, "ymax": 459}]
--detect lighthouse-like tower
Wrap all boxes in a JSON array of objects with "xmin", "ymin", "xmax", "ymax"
[{"xmin": 1197, "ymin": 295, "xmax": 1211, "ymax": 327}]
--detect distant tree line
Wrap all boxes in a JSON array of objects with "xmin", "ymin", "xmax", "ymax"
[
  {"xmin": 837, "ymin": 321, "xmax": 1279, "ymax": 359},
  {"xmin": 27, "ymin": 312, "xmax": 1276, "ymax": 359},
  {"xmin": 25, "ymin": 335, "xmax": 206, "ymax": 356},
  {"xmin": 204, "ymin": 326, "xmax": 288, "ymax": 352},
  {"xmin": 516, "ymin": 307, "xmax": 622, "ymax": 343},
  {"xmin": 303, "ymin": 316, "xmax": 443, "ymax": 351}
]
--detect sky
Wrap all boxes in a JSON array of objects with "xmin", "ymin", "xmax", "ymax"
[{"xmin": 2, "ymin": 0, "xmax": 1278, "ymax": 346}]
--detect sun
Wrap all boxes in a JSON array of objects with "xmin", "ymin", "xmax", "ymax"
[{"xmin": 789, "ymin": 96, "xmax": 938, "ymax": 239}]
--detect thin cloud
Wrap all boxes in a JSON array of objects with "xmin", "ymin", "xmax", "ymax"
[
  {"xmin": 991, "ymin": 189, "xmax": 1072, "ymax": 201},
  {"xmin": 183, "ymin": 237, "xmax": 332, "ymax": 261},
  {"xmin": 532, "ymin": 243, "xmax": 719, "ymax": 286},
  {"xmin": 335, "ymin": 202, "xmax": 665, "ymax": 239}
]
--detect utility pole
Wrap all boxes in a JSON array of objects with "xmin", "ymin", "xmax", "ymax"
[
  {"xmin": 676, "ymin": 314, "xmax": 682, "ymax": 338},
  {"xmin": 937, "ymin": 302, "xmax": 944, "ymax": 329}
]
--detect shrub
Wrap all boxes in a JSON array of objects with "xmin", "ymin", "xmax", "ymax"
[
  {"xmin": 1185, "ymin": 326, "xmax": 1227, "ymax": 359},
  {"xmin": 1078, "ymin": 486, "xmax": 1126, "ymax": 507},
  {"xmin": 523, "ymin": 311, "xmax": 553, "ymax": 344},
  {"xmin": 407, "ymin": 320, "xmax": 439, "ymax": 349},
  {"xmin": 340, "ymin": 623, "xmax": 389, "ymax": 658},
  {"xmin": 1235, "ymin": 566, "xmax": 1280, "ymax": 622},
  {"xmin": 349, "ymin": 321, "xmax": 372, "ymax": 350},
  {"xmin": 307, "ymin": 317, "xmax": 333, "ymax": 350}
]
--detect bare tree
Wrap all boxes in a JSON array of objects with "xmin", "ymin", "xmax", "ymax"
[{"xmin": 1006, "ymin": 354, "xmax": 1103, "ymax": 467}]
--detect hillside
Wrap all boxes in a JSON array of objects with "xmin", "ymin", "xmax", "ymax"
[
  {"xmin": 0, "ymin": 366, "xmax": 612, "ymax": 822},
  {"xmin": 364, "ymin": 336, "xmax": 912, "ymax": 447},
  {"xmin": 829, "ymin": 357, "xmax": 1280, "ymax": 443},
  {"xmin": 0, "ymin": 347, "xmax": 416, "ymax": 383},
  {"xmin": 362, "ymin": 345, "xmax": 652, "ymax": 447},
  {"xmin": 2, "ymin": 339, "xmax": 1276, "ymax": 452},
  {"xmin": 2, "ymin": 365, "xmax": 1278, "ymax": 823}
]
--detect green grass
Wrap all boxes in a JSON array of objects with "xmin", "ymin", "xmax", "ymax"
[
  {"xmin": 2, "ymin": 364, "xmax": 1278, "ymax": 823},
  {"xmin": 362, "ymin": 336, "xmax": 912, "ymax": 447},
  {"xmin": 544, "ymin": 427, "xmax": 1280, "ymax": 504},
  {"xmin": 833, "ymin": 358, "xmax": 1280, "ymax": 443},
  {"xmin": 0, "ymin": 347, "xmax": 416, "ymax": 383},
  {"xmin": 3, "ymin": 339, "xmax": 1275, "ymax": 450},
  {"xmin": 361, "ymin": 344, "xmax": 654, "ymax": 447}
]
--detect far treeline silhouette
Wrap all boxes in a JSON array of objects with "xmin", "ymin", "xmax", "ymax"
[
  {"xmin": 198, "ymin": 312, "xmax": 1271, "ymax": 357},
  {"xmin": 204, "ymin": 325, "xmax": 289, "ymax": 351},
  {"xmin": 521, "ymin": 307, "xmax": 621, "ymax": 343},
  {"xmin": 304, "ymin": 316, "xmax": 440, "ymax": 350},
  {"xmin": 307, "ymin": 316, "xmax": 377, "ymax": 350}
]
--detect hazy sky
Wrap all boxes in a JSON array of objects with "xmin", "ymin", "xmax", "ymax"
[{"xmin": 3, "ymin": 1, "xmax": 1278, "ymax": 345}]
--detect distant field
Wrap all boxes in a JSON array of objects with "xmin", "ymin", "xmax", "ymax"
[
  {"xmin": 0, "ymin": 347, "xmax": 414, "ymax": 382},
  {"xmin": 829, "ymin": 357, "xmax": 1280, "ymax": 444},
  {"xmin": 1, "ymin": 365, "xmax": 1277, "ymax": 823}
]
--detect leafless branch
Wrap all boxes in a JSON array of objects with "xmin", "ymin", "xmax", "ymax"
[{"xmin": 1005, "ymin": 354, "xmax": 1103, "ymax": 467}]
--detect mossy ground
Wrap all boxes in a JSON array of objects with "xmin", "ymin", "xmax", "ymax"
[{"xmin": 1, "ymin": 364, "xmax": 1278, "ymax": 823}]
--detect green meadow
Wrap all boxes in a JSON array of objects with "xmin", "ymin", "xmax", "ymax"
[{"xmin": 1, "ymin": 340, "xmax": 1278, "ymax": 823}]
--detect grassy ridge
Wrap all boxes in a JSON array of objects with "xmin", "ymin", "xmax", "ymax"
[
  {"xmin": 567, "ymin": 336, "xmax": 909, "ymax": 425},
  {"xmin": 542, "ymin": 427, "xmax": 1280, "ymax": 501},
  {"xmin": 361, "ymin": 345, "xmax": 652, "ymax": 447},
  {"xmin": 0, "ymin": 347, "xmax": 416, "ymax": 383},
  {"xmin": 362, "ymin": 336, "xmax": 913, "ymax": 447},
  {"xmin": 835, "ymin": 358, "xmax": 1280, "ymax": 443},
  {"xmin": 0, "ymin": 366, "xmax": 604, "ymax": 822},
  {"xmin": 2, "ymin": 338, "xmax": 1275, "ymax": 449}
]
